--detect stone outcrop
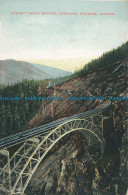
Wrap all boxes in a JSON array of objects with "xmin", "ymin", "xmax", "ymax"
[{"xmin": 25, "ymin": 59, "xmax": 128, "ymax": 195}]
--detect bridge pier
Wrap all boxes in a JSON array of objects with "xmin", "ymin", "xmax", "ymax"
[
  {"xmin": 91, "ymin": 115, "xmax": 104, "ymax": 135},
  {"xmin": 0, "ymin": 149, "xmax": 11, "ymax": 195}
]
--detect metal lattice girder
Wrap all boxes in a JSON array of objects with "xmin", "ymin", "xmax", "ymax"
[
  {"xmin": 0, "ymin": 115, "xmax": 104, "ymax": 195},
  {"xmin": 0, "ymin": 149, "xmax": 11, "ymax": 194}
]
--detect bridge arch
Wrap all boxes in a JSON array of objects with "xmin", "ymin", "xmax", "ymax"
[{"xmin": 2, "ymin": 118, "xmax": 104, "ymax": 195}]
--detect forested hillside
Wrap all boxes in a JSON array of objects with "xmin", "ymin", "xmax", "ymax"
[
  {"xmin": 0, "ymin": 43, "xmax": 127, "ymax": 195},
  {"xmin": 53, "ymin": 42, "xmax": 128, "ymax": 86},
  {"xmin": 0, "ymin": 80, "xmax": 45, "ymax": 138},
  {"xmin": 0, "ymin": 42, "xmax": 127, "ymax": 138},
  {"xmin": 76, "ymin": 42, "xmax": 128, "ymax": 74},
  {"xmin": 26, "ymin": 58, "xmax": 127, "ymax": 195}
]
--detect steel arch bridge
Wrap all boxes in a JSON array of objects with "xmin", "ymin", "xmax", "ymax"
[{"xmin": 0, "ymin": 103, "xmax": 110, "ymax": 195}]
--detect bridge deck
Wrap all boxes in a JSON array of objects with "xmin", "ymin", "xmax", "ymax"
[{"xmin": 0, "ymin": 101, "xmax": 110, "ymax": 150}]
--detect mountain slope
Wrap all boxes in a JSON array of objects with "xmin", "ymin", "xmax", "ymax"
[
  {"xmin": 0, "ymin": 59, "xmax": 71, "ymax": 84},
  {"xmin": 25, "ymin": 59, "xmax": 127, "ymax": 195},
  {"xmin": 32, "ymin": 63, "xmax": 71, "ymax": 78}
]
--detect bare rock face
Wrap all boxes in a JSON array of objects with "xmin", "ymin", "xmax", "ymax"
[
  {"xmin": 26, "ymin": 59, "xmax": 127, "ymax": 195},
  {"xmin": 27, "ymin": 133, "xmax": 95, "ymax": 195},
  {"xmin": 27, "ymin": 101, "xmax": 127, "ymax": 195}
]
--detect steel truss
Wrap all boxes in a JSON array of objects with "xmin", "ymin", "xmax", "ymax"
[{"xmin": 0, "ymin": 114, "xmax": 104, "ymax": 195}]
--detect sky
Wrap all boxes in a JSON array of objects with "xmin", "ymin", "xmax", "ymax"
[{"xmin": 0, "ymin": 0, "xmax": 127, "ymax": 70}]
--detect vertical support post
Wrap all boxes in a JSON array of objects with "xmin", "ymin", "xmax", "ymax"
[
  {"xmin": 7, "ymin": 151, "xmax": 11, "ymax": 195},
  {"xmin": 53, "ymin": 132, "xmax": 55, "ymax": 141},
  {"xmin": 46, "ymin": 140, "xmax": 48, "ymax": 148},
  {"xmin": 59, "ymin": 128, "xmax": 61, "ymax": 136},
  {"xmin": 0, "ymin": 149, "xmax": 11, "ymax": 195}
]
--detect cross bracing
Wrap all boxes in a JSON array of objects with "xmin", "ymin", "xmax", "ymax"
[{"xmin": 0, "ymin": 101, "xmax": 111, "ymax": 195}]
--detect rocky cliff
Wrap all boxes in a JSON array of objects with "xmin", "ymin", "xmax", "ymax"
[{"xmin": 25, "ymin": 59, "xmax": 127, "ymax": 194}]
